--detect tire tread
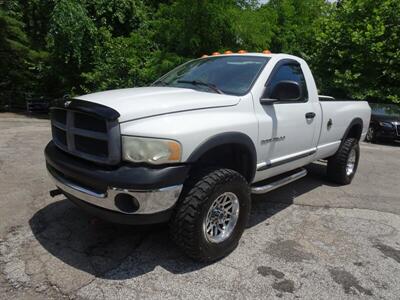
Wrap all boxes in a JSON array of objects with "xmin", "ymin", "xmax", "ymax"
[
  {"xmin": 327, "ymin": 138, "xmax": 359, "ymax": 185},
  {"xmin": 169, "ymin": 168, "xmax": 249, "ymax": 261}
]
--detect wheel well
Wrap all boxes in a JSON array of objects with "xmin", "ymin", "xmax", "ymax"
[
  {"xmin": 193, "ymin": 144, "xmax": 254, "ymax": 183},
  {"xmin": 346, "ymin": 123, "xmax": 363, "ymax": 141}
]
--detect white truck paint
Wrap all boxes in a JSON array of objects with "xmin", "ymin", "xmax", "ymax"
[
  {"xmin": 76, "ymin": 53, "xmax": 370, "ymax": 183},
  {"xmin": 47, "ymin": 53, "xmax": 371, "ymax": 261}
]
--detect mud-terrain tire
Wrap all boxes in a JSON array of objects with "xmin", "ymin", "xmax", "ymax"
[
  {"xmin": 170, "ymin": 168, "xmax": 251, "ymax": 262},
  {"xmin": 327, "ymin": 138, "xmax": 360, "ymax": 185}
]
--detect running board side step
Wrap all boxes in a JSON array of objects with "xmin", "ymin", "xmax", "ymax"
[{"xmin": 251, "ymin": 168, "xmax": 307, "ymax": 194}]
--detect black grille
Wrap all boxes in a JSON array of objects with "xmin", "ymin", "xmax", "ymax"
[
  {"xmin": 50, "ymin": 107, "xmax": 120, "ymax": 165},
  {"xmin": 75, "ymin": 135, "xmax": 108, "ymax": 157},
  {"xmin": 52, "ymin": 109, "xmax": 67, "ymax": 125},
  {"xmin": 74, "ymin": 112, "xmax": 107, "ymax": 133},
  {"xmin": 52, "ymin": 126, "xmax": 67, "ymax": 146}
]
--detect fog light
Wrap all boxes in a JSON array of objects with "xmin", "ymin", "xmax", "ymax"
[{"xmin": 114, "ymin": 193, "xmax": 139, "ymax": 213}]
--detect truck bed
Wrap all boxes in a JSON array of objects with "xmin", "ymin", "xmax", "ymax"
[{"xmin": 315, "ymin": 100, "xmax": 371, "ymax": 159}]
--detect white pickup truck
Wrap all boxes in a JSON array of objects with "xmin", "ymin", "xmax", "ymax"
[{"xmin": 45, "ymin": 53, "xmax": 371, "ymax": 261}]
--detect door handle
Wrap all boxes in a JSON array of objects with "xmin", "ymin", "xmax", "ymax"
[{"xmin": 305, "ymin": 112, "xmax": 316, "ymax": 119}]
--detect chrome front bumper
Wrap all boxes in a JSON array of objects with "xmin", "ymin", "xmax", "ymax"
[{"xmin": 49, "ymin": 170, "xmax": 183, "ymax": 215}]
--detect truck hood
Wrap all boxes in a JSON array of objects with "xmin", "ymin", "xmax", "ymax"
[{"xmin": 75, "ymin": 87, "xmax": 240, "ymax": 122}]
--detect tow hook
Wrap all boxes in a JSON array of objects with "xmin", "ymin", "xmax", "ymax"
[{"xmin": 49, "ymin": 189, "xmax": 62, "ymax": 197}]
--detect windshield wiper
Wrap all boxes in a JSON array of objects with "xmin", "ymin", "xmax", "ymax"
[
  {"xmin": 177, "ymin": 80, "xmax": 224, "ymax": 94},
  {"xmin": 153, "ymin": 80, "xmax": 169, "ymax": 87}
]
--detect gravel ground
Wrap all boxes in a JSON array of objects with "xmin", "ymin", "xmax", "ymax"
[{"xmin": 1, "ymin": 114, "xmax": 400, "ymax": 300}]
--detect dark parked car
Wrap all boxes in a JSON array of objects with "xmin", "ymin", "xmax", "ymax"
[{"xmin": 366, "ymin": 103, "xmax": 400, "ymax": 142}]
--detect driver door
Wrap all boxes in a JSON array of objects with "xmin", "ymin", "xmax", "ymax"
[{"xmin": 258, "ymin": 60, "xmax": 319, "ymax": 169}]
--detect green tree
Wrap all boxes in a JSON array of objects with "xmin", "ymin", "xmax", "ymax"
[
  {"xmin": 312, "ymin": 0, "xmax": 400, "ymax": 102},
  {"xmin": 0, "ymin": 9, "xmax": 38, "ymax": 107},
  {"xmin": 81, "ymin": 31, "xmax": 153, "ymax": 91},
  {"xmin": 154, "ymin": 0, "xmax": 241, "ymax": 57},
  {"xmin": 48, "ymin": 1, "xmax": 96, "ymax": 68},
  {"xmin": 19, "ymin": 0, "xmax": 56, "ymax": 49},
  {"xmin": 85, "ymin": 0, "xmax": 149, "ymax": 36},
  {"xmin": 1, "ymin": 0, "xmax": 399, "ymax": 106},
  {"xmin": 267, "ymin": 0, "xmax": 329, "ymax": 56},
  {"xmin": 231, "ymin": 3, "xmax": 276, "ymax": 51},
  {"xmin": 46, "ymin": 0, "xmax": 151, "ymax": 96}
]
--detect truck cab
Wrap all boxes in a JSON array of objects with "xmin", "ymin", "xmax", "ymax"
[{"xmin": 46, "ymin": 53, "xmax": 371, "ymax": 261}]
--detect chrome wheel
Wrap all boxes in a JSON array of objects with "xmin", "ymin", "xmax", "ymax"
[
  {"xmin": 203, "ymin": 192, "xmax": 240, "ymax": 244},
  {"xmin": 366, "ymin": 127, "xmax": 374, "ymax": 142},
  {"xmin": 346, "ymin": 148, "xmax": 356, "ymax": 176}
]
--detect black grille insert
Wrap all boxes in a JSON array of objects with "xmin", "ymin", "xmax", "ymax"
[
  {"xmin": 52, "ymin": 109, "xmax": 67, "ymax": 125},
  {"xmin": 50, "ymin": 106, "xmax": 120, "ymax": 165},
  {"xmin": 75, "ymin": 112, "xmax": 107, "ymax": 133},
  {"xmin": 52, "ymin": 125, "xmax": 67, "ymax": 146},
  {"xmin": 75, "ymin": 135, "xmax": 108, "ymax": 157}
]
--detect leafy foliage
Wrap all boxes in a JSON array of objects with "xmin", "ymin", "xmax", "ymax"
[
  {"xmin": 311, "ymin": 0, "xmax": 400, "ymax": 103},
  {"xmin": 267, "ymin": 0, "xmax": 328, "ymax": 55},
  {"xmin": 81, "ymin": 32, "xmax": 185, "ymax": 92},
  {"xmin": 0, "ymin": 0, "xmax": 399, "ymax": 104},
  {"xmin": 0, "ymin": 8, "xmax": 38, "ymax": 106},
  {"xmin": 154, "ymin": 0, "xmax": 240, "ymax": 56},
  {"xmin": 48, "ymin": 1, "xmax": 96, "ymax": 66}
]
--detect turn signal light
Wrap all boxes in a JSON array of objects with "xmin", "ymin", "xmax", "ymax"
[
  {"xmin": 211, "ymin": 52, "xmax": 221, "ymax": 56},
  {"xmin": 238, "ymin": 50, "xmax": 247, "ymax": 54}
]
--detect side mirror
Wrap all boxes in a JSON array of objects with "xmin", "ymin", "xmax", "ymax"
[{"xmin": 260, "ymin": 80, "xmax": 301, "ymax": 104}]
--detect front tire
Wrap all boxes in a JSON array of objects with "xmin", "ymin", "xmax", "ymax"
[
  {"xmin": 327, "ymin": 138, "xmax": 360, "ymax": 185},
  {"xmin": 170, "ymin": 168, "xmax": 251, "ymax": 262}
]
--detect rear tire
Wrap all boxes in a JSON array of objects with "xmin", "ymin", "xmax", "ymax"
[
  {"xmin": 169, "ymin": 168, "xmax": 251, "ymax": 262},
  {"xmin": 327, "ymin": 138, "xmax": 360, "ymax": 185}
]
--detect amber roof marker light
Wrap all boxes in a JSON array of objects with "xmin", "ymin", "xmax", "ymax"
[
  {"xmin": 238, "ymin": 50, "xmax": 247, "ymax": 54},
  {"xmin": 262, "ymin": 50, "xmax": 272, "ymax": 54},
  {"xmin": 211, "ymin": 52, "xmax": 221, "ymax": 56},
  {"xmin": 224, "ymin": 50, "xmax": 233, "ymax": 54}
]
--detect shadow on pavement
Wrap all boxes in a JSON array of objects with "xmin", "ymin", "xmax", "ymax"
[
  {"xmin": 248, "ymin": 162, "xmax": 332, "ymax": 228},
  {"xmin": 29, "ymin": 162, "xmax": 331, "ymax": 280},
  {"xmin": 29, "ymin": 199, "xmax": 212, "ymax": 279}
]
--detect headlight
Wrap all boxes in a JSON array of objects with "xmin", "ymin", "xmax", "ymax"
[
  {"xmin": 379, "ymin": 121, "xmax": 394, "ymax": 128},
  {"xmin": 122, "ymin": 136, "xmax": 181, "ymax": 164}
]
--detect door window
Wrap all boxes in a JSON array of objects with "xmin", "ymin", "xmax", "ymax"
[{"xmin": 266, "ymin": 63, "xmax": 308, "ymax": 101}]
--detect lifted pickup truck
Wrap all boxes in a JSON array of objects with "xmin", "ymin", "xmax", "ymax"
[{"xmin": 45, "ymin": 53, "xmax": 371, "ymax": 261}]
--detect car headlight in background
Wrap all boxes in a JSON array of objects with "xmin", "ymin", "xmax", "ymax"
[
  {"xmin": 122, "ymin": 136, "xmax": 181, "ymax": 164},
  {"xmin": 379, "ymin": 121, "xmax": 394, "ymax": 128}
]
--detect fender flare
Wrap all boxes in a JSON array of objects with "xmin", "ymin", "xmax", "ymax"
[
  {"xmin": 187, "ymin": 132, "xmax": 257, "ymax": 182},
  {"xmin": 341, "ymin": 117, "xmax": 363, "ymax": 142}
]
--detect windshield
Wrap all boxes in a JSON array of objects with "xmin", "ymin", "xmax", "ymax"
[
  {"xmin": 370, "ymin": 103, "xmax": 400, "ymax": 117},
  {"xmin": 153, "ymin": 56, "xmax": 270, "ymax": 96}
]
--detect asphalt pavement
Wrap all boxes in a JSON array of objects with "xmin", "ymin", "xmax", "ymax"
[{"xmin": 0, "ymin": 114, "xmax": 399, "ymax": 299}]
